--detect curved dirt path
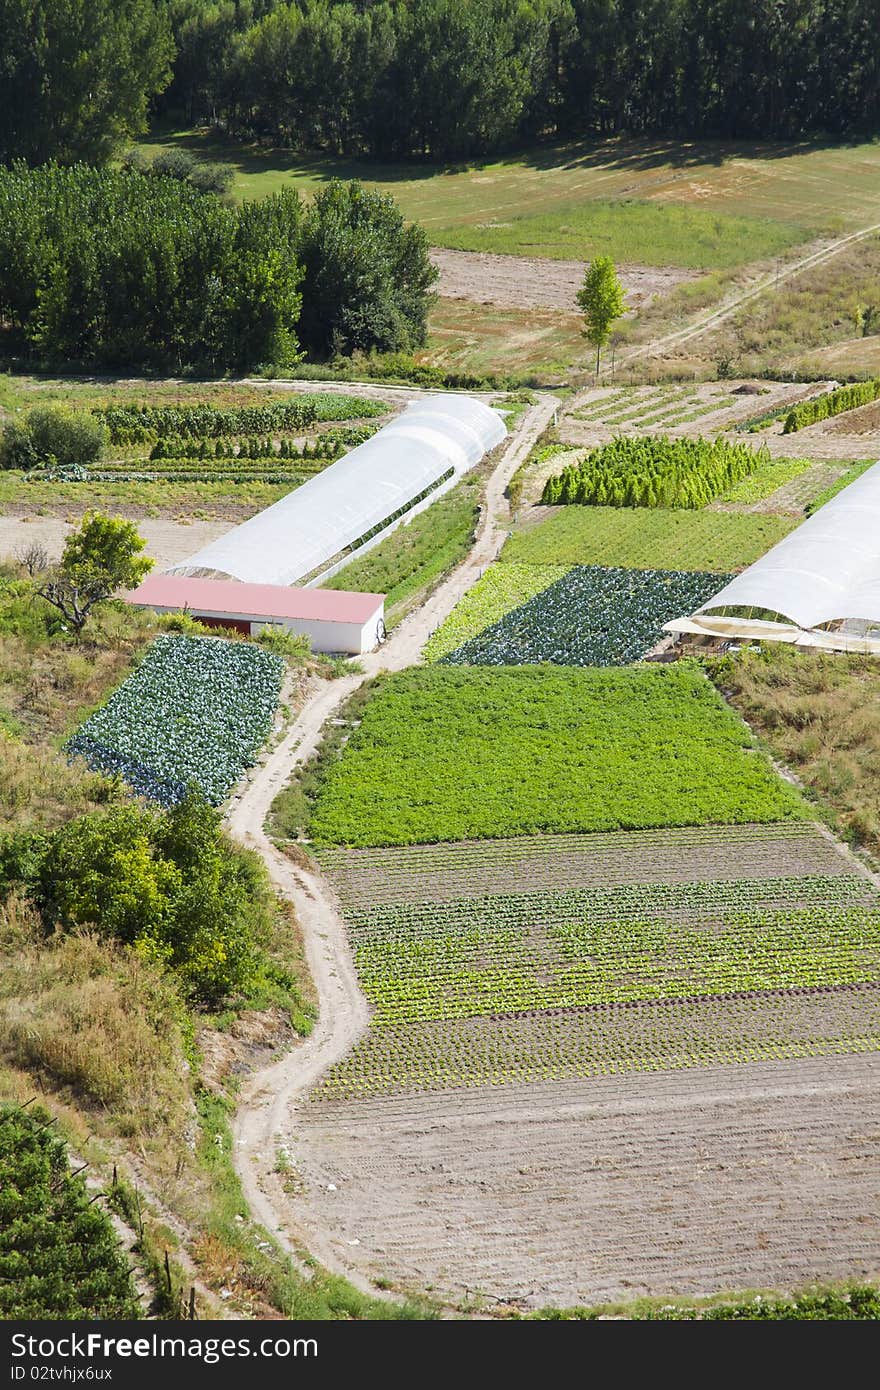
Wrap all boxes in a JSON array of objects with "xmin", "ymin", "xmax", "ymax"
[{"xmin": 227, "ymin": 394, "xmax": 557, "ymax": 1282}]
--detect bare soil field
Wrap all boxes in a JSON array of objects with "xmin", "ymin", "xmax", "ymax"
[
  {"xmin": 0, "ymin": 515, "xmax": 230, "ymax": 568},
  {"xmin": 556, "ymin": 379, "xmax": 830, "ymax": 448},
  {"xmin": 292, "ymin": 1053, "xmax": 880, "ymax": 1308},
  {"xmin": 319, "ymin": 821, "xmax": 851, "ymax": 910},
  {"xmin": 430, "ymin": 248, "xmax": 693, "ymax": 313}
]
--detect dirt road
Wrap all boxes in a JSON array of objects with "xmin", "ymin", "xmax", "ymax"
[{"xmin": 228, "ymin": 394, "xmax": 558, "ymax": 1282}]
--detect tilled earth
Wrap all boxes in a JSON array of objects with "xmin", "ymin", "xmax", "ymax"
[{"xmin": 292, "ymin": 1053, "xmax": 880, "ymax": 1309}]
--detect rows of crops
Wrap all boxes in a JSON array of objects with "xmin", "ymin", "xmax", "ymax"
[
  {"xmin": 98, "ymin": 394, "xmax": 384, "ymax": 444},
  {"xmin": 541, "ymin": 436, "xmax": 767, "ymax": 509},
  {"xmin": 309, "ymin": 665, "xmax": 805, "ymax": 847},
  {"xmin": 434, "ymin": 564, "xmax": 725, "ymax": 668},
  {"xmin": 312, "ymin": 985, "xmax": 880, "ymax": 1099},
  {"xmin": 500, "ymin": 506, "xmax": 797, "ymax": 571},
  {"xmin": 68, "ymin": 635, "xmax": 284, "ymax": 806},
  {"xmin": 318, "ymin": 822, "xmax": 852, "ymax": 910},
  {"xmin": 783, "ymin": 378, "xmax": 880, "ymax": 433},
  {"xmin": 346, "ymin": 875, "xmax": 880, "ymax": 1024},
  {"xmin": 0, "ymin": 1104, "xmax": 138, "ymax": 1319}
]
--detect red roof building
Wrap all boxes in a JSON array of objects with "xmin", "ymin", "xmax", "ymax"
[{"xmin": 126, "ymin": 574, "xmax": 385, "ymax": 655}]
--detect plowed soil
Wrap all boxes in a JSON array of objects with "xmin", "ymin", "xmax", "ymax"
[
  {"xmin": 292, "ymin": 1053, "xmax": 880, "ymax": 1309},
  {"xmin": 430, "ymin": 248, "xmax": 694, "ymax": 313}
]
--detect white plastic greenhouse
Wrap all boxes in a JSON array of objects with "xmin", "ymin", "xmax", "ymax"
[
  {"xmin": 167, "ymin": 394, "xmax": 506, "ymax": 587},
  {"xmin": 665, "ymin": 458, "xmax": 880, "ymax": 652}
]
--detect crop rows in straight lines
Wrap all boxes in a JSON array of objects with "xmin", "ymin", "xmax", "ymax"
[
  {"xmin": 316, "ymin": 821, "xmax": 852, "ymax": 910},
  {"xmin": 437, "ymin": 564, "xmax": 726, "ymax": 669},
  {"xmin": 346, "ymin": 877, "xmax": 880, "ymax": 1025},
  {"xmin": 310, "ymin": 986, "xmax": 880, "ymax": 1101}
]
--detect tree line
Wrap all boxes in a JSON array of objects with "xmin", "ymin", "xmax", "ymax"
[
  {"xmin": 1, "ymin": 1, "xmax": 876, "ymax": 168},
  {"xmin": 0, "ymin": 164, "xmax": 436, "ymax": 369}
]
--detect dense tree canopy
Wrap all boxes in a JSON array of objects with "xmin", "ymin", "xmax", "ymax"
[
  {"xmin": 0, "ymin": 0, "xmax": 173, "ymax": 165},
  {"xmin": 158, "ymin": 0, "xmax": 879, "ymax": 157},
  {"xmin": 0, "ymin": 164, "xmax": 435, "ymax": 368}
]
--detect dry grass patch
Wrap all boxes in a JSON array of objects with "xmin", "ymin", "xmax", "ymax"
[
  {"xmin": 0, "ymin": 897, "xmax": 192, "ymax": 1143},
  {"xmin": 710, "ymin": 645, "xmax": 880, "ymax": 859}
]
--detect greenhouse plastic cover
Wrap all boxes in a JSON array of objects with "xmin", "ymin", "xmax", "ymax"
[
  {"xmin": 668, "ymin": 458, "xmax": 880, "ymax": 640},
  {"xmin": 167, "ymin": 395, "xmax": 506, "ymax": 587}
]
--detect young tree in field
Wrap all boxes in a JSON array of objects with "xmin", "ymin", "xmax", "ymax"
[
  {"xmin": 577, "ymin": 256, "xmax": 626, "ymax": 378},
  {"xmin": 35, "ymin": 512, "xmax": 153, "ymax": 639}
]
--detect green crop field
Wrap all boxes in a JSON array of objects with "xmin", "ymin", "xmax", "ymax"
[
  {"xmin": 313, "ymin": 986, "xmax": 879, "ymax": 1098},
  {"xmin": 718, "ymin": 456, "xmax": 813, "ymax": 505},
  {"xmin": 347, "ymin": 874, "xmax": 880, "ymax": 1024},
  {"xmin": 501, "ymin": 506, "xmax": 798, "ymax": 571},
  {"xmin": 430, "ymin": 563, "xmax": 724, "ymax": 667},
  {"xmin": 309, "ymin": 664, "xmax": 806, "ymax": 847}
]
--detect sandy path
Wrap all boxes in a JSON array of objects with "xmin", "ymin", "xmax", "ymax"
[
  {"xmin": 227, "ymin": 395, "xmax": 558, "ymax": 1284},
  {"xmin": 0, "ymin": 515, "xmax": 230, "ymax": 568},
  {"xmin": 430, "ymin": 248, "xmax": 692, "ymax": 312}
]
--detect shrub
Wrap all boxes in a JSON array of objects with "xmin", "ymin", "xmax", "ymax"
[
  {"xmin": 542, "ymin": 436, "xmax": 766, "ymax": 509},
  {"xmin": 32, "ymin": 795, "xmax": 276, "ymax": 1004},
  {"xmin": 25, "ymin": 406, "xmax": 108, "ymax": 467},
  {"xmin": 0, "ymin": 1103, "xmax": 140, "ymax": 1318}
]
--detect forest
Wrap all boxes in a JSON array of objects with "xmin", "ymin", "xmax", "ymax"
[{"xmin": 1, "ymin": 1, "xmax": 877, "ymax": 168}]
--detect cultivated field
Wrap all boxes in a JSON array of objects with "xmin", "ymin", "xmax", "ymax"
[
  {"xmin": 308, "ymin": 665, "xmax": 804, "ymax": 847},
  {"xmin": 293, "ymin": 1054, "xmax": 880, "ymax": 1308}
]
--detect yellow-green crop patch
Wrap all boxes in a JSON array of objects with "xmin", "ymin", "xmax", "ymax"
[
  {"xmin": 501, "ymin": 507, "xmax": 799, "ymax": 571},
  {"xmin": 309, "ymin": 664, "xmax": 806, "ymax": 847},
  {"xmin": 424, "ymin": 563, "xmax": 569, "ymax": 660}
]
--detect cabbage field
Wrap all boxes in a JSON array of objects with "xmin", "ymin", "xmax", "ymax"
[
  {"xmin": 68, "ymin": 634, "xmax": 284, "ymax": 805},
  {"xmin": 434, "ymin": 563, "xmax": 726, "ymax": 667}
]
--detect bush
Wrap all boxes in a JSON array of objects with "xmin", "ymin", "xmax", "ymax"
[
  {"xmin": 32, "ymin": 795, "xmax": 276, "ymax": 1004},
  {"xmin": 25, "ymin": 406, "xmax": 107, "ymax": 467},
  {"xmin": 541, "ymin": 436, "xmax": 766, "ymax": 509}
]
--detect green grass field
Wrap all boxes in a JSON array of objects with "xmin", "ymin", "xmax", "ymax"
[
  {"xmin": 309, "ymin": 664, "xmax": 806, "ymax": 847},
  {"xmin": 501, "ymin": 506, "xmax": 798, "ymax": 570},
  {"xmin": 141, "ymin": 130, "xmax": 880, "ymax": 248},
  {"xmin": 433, "ymin": 201, "xmax": 804, "ymax": 270}
]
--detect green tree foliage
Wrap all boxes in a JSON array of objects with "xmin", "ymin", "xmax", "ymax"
[
  {"xmin": 542, "ymin": 436, "xmax": 767, "ymax": 509},
  {"xmin": 0, "ymin": 165, "xmax": 304, "ymax": 371},
  {"xmin": 783, "ymin": 377, "xmax": 880, "ymax": 432},
  {"xmin": 33, "ymin": 795, "xmax": 272, "ymax": 1003},
  {"xmin": 35, "ymin": 512, "xmax": 153, "ymax": 638},
  {"xmin": 0, "ymin": 407, "xmax": 107, "ymax": 472},
  {"xmin": 577, "ymin": 256, "xmax": 626, "ymax": 376},
  {"xmin": 157, "ymin": 0, "xmax": 879, "ymax": 156},
  {"xmin": 297, "ymin": 180, "xmax": 438, "ymax": 356},
  {"xmin": 0, "ymin": 165, "xmax": 435, "ymax": 367},
  {"xmin": 0, "ymin": 0, "xmax": 173, "ymax": 165},
  {"xmin": 0, "ymin": 1103, "xmax": 139, "ymax": 1319}
]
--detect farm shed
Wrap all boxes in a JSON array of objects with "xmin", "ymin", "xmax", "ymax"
[
  {"xmin": 666, "ymin": 458, "xmax": 880, "ymax": 653},
  {"xmin": 125, "ymin": 574, "xmax": 385, "ymax": 655},
  {"xmin": 165, "ymin": 394, "xmax": 506, "ymax": 588}
]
